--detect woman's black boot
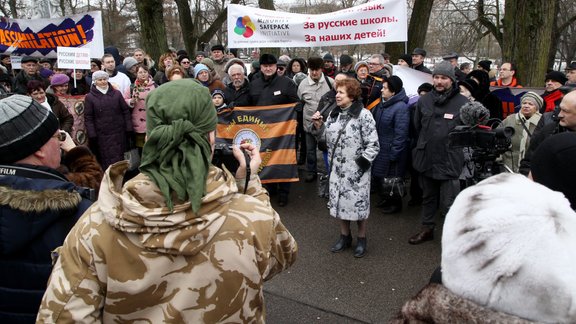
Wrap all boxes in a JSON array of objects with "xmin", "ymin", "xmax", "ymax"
[
  {"xmin": 331, "ymin": 234, "xmax": 352, "ymax": 253},
  {"xmin": 354, "ymin": 237, "xmax": 367, "ymax": 258}
]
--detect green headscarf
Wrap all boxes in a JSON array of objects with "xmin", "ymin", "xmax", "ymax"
[{"xmin": 140, "ymin": 79, "xmax": 217, "ymax": 212}]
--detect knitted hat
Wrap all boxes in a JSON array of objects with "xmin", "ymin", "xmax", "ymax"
[
  {"xmin": 92, "ymin": 70, "xmax": 109, "ymax": 81},
  {"xmin": 521, "ymin": 91, "xmax": 544, "ymax": 111},
  {"xmin": 259, "ymin": 54, "xmax": 277, "ymax": 65},
  {"xmin": 478, "ymin": 60, "xmax": 492, "ymax": 71},
  {"xmin": 39, "ymin": 68, "xmax": 54, "ymax": 79},
  {"xmin": 442, "ymin": 173, "xmax": 576, "ymax": 322},
  {"xmin": 293, "ymin": 72, "xmax": 307, "ymax": 86},
  {"xmin": 211, "ymin": 89, "xmax": 225, "ymax": 99},
  {"xmin": 307, "ymin": 57, "xmax": 324, "ymax": 70},
  {"xmin": 0, "ymin": 95, "xmax": 59, "ymax": 163},
  {"xmin": 211, "ymin": 44, "xmax": 225, "ymax": 52},
  {"xmin": 323, "ymin": 53, "xmax": 334, "ymax": 63},
  {"xmin": 411, "ymin": 48, "xmax": 427, "ymax": 56},
  {"xmin": 123, "ymin": 57, "xmax": 138, "ymax": 71},
  {"xmin": 382, "ymin": 63, "xmax": 394, "ymax": 76},
  {"xmin": 398, "ymin": 54, "xmax": 412, "ymax": 66},
  {"xmin": 141, "ymin": 79, "xmax": 217, "ymax": 212},
  {"xmin": 531, "ymin": 132, "xmax": 576, "ymax": 210},
  {"xmin": 385, "ymin": 75, "xmax": 403, "ymax": 94},
  {"xmin": 354, "ymin": 61, "xmax": 369, "ymax": 72},
  {"xmin": 193, "ymin": 64, "xmax": 209, "ymax": 78},
  {"xmin": 433, "ymin": 61, "xmax": 456, "ymax": 82},
  {"xmin": 200, "ymin": 58, "xmax": 215, "ymax": 70},
  {"xmin": 340, "ymin": 55, "xmax": 353, "ymax": 66},
  {"xmin": 545, "ymin": 71, "xmax": 568, "ymax": 84},
  {"xmin": 50, "ymin": 73, "xmax": 70, "ymax": 86}
]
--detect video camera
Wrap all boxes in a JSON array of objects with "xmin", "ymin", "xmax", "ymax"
[
  {"xmin": 449, "ymin": 125, "xmax": 514, "ymax": 160},
  {"xmin": 212, "ymin": 143, "xmax": 240, "ymax": 173}
]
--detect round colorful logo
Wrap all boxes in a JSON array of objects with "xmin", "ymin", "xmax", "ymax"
[
  {"xmin": 233, "ymin": 129, "xmax": 261, "ymax": 148},
  {"xmin": 234, "ymin": 16, "xmax": 256, "ymax": 38}
]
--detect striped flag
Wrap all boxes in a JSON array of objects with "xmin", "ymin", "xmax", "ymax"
[{"xmin": 216, "ymin": 103, "xmax": 299, "ymax": 184}]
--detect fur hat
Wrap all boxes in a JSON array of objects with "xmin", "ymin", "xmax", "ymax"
[
  {"xmin": 323, "ymin": 53, "xmax": 334, "ymax": 63},
  {"xmin": 520, "ymin": 91, "xmax": 544, "ymax": 111},
  {"xmin": 531, "ymin": 132, "xmax": 576, "ymax": 209},
  {"xmin": 193, "ymin": 64, "xmax": 209, "ymax": 78},
  {"xmin": 545, "ymin": 71, "xmax": 568, "ymax": 84},
  {"xmin": 385, "ymin": 75, "xmax": 403, "ymax": 94},
  {"xmin": 123, "ymin": 57, "xmax": 138, "ymax": 71},
  {"xmin": 442, "ymin": 173, "xmax": 576, "ymax": 323},
  {"xmin": 478, "ymin": 60, "xmax": 492, "ymax": 71},
  {"xmin": 211, "ymin": 44, "xmax": 225, "ymax": 52},
  {"xmin": 433, "ymin": 61, "xmax": 456, "ymax": 82},
  {"xmin": 50, "ymin": 73, "xmax": 70, "ymax": 86},
  {"xmin": 340, "ymin": 55, "xmax": 353, "ymax": 66},
  {"xmin": 307, "ymin": 57, "xmax": 324, "ymax": 70},
  {"xmin": 259, "ymin": 54, "xmax": 277, "ymax": 65},
  {"xmin": 0, "ymin": 95, "xmax": 59, "ymax": 163},
  {"xmin": 411, "ymin": 48, "xmax": 427, "ymax": 56}
]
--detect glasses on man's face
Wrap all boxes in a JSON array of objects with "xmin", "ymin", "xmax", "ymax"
[
  {"xmin": 52, "ymin": 131, "xmax": 66, "ymax": 142},
  {"xmin": 368, "ymin": 62, "xmax": 380, "ymax": 66}
]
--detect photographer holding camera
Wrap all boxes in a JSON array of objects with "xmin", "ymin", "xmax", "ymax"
[{"xmin": 38, "ymin": 79, "xmax": 297, "ymax": 323}]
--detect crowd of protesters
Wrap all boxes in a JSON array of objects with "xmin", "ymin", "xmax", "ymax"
[{"xmin": 1, "ymin": 43, "xmax": 575, "ymax": 323}]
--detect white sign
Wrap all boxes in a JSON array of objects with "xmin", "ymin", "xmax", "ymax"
[
  {"xmin": 228, "ymin": 0, "xmax": 407, "ymax": 48},
  {"xmin": 57, "ymin": 47, "xmax": 91, "ymax": 69},
  {"xmin": 10, "ymin": 56, "xmax": 21, "ymax": 69}
]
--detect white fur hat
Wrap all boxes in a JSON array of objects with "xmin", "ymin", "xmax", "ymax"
[{"xmin": 442, "ymin": 173, "xmax": 576, "ymax": 323}]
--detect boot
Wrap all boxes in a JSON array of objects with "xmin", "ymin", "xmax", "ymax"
[
  {"xmin": 354, "ymin": 237, "xmax": 367, "ymax": 258},
  {"xmin": 408, "ymin": 227, "xmax": 434, "ymax": 245},
  {"xmin": 331, "ymin": 234, "xmax": 352, "ymax": 253}
]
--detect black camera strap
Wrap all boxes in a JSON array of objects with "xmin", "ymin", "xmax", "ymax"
[
  {"xmin": 243, "ymin": 149, "xmax": 250, "ymax": 194},
  {"xmin": 519, "ymin": 116, "xmax": 532, "ymax": 138}
]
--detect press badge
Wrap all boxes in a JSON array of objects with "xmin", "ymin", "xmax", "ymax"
[
  {"xmin": 274, "ymin": 90, "xmax": 281, "ymax": 96},
  {"xmin": 444, "ymin": 113, "xmax": 454, "ymax": 119}
]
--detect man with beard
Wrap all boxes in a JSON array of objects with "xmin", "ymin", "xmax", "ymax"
[
  {"xmin": 223, "ymin": 63, "xmax": 250, "ymax": 107},
  {"xmin": 409, "ymin": 61, "xmax": 468, "ymax": 245}
]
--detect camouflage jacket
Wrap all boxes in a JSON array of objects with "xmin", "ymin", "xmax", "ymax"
[{"xmin": 37, "ymin": 161, "xmax": 297, "ymax": 323}]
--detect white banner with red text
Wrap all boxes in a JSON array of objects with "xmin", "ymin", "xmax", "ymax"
[{"xmin": 227, "ymin": 0, "xmax": 407, "ymax": 48}]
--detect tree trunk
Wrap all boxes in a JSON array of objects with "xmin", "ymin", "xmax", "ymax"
[
  {"xmin": 175, "ymin": 0, "xmax": 196, "ymax": 55},
  {"xmin": 135, "ymin": 0, "xmax": 168, "ymax": 62},
  {"xmin": 386, "ymin": 0, "xmax": 434, "ymax": 63},
  {"xmin": 502, "ymin": 0, "xmax": 556, "ymax": 86}
]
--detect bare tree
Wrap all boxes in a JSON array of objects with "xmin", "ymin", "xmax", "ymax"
[
  {"xmin": 386, "ymin": 0, "xmax": 434, "ymax": 63},
  {"xmin": 135, "ymin": 0, "xmax": 168, "ymax": 61}
]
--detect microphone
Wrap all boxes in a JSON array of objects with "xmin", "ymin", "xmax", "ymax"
[{"xmin": 460, "ymin": 101, "xmax": 490, "ymax": 127}]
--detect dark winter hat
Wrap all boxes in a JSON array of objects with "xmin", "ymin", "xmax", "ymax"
[
  {"xmin": 50, "ymin": 73, "xmax": 70, "ymax": 86},
  {"xmin": 276, "ymin": 59, "xmax": 288, "ymax": 67},
  {"xmin": 0, "ymin": 94, "xmax": 59, "ymax": 163},
  {"xmin": 39, "ymin": 68, "xmax": 54, "ymax": 79},
  {"xmin": 123, "ymin": 57, "xmax": 138, "ymax": 71},
  {"xmin": 478, "ymin": 60, "xmax": 492, "ymax": 71},
  {"xmin": 458, "ymin": 78, "xmax": 479, "ymax": 97},
  {"xmin": 195, "ymin": 51, "xmax": 206, "ymax": 58},
  {"xmin": 259, "ymin": 54, "xmax": 277, "ymax": 65},
  {"xmin": 307, "ymin": 57, "xmax": 324, "ymax": 70},
  {"xmin": 565, "ymin": 62, "xmax": 576, "ymax": 71},
  {"xmin": 21, "ymin": 56, "xmax": 38, "ymax": 64},
  {"xmin": 211, "ymin": 89, "xmax": 225, "ymax": 100},
  {"xmin": 417, "ymin": 82, "xmax": 433, "ymax": 94},
  {"xmin": 411, "ymin": 48, "xmax": 427, "ymax": 57},
  {"xmin": 385, "ymin": 75, "xmax": 403, "ymax": 94},
  {"xmin": 323, "ymin": 53, "xmax": 334, "ymax": 63},
  {"xmin": 211, "ymin": 44, "xmax": 225, "ymax": 52},
  {"xmin": 0, "ymin": 54, "xmax": 9, "ymax": 60},
  {"xmin": 251, "ymin": 60, "xmax": 260, "ymax": 70},
  {"xmin": 340, "ymin": 55, "xmax": 353, "ymax": 66},
  {"xmin": 176, "ymin": 49, "xmax": 188, "ymax": 57},
  {"xmin": 229, "ymin": 48, "xmax": 238, "ymax": 57},
  {"xmin": 398, "ymin": 54, "xmax": 412, "ymax": 66},
  {"xmin": 531, "ymin": 132, "xmax": 576, "ymax": 209},
  {"xmin": 442, "ymin": 52, "xmax": 459, "ymax": 60},
  {"xmin": 545, "ymin": 71, "xmax": 568, "ymax": 85},
  {"xmin": 433, "ymin": 61, "xmax": 456, "ymax": 82}
]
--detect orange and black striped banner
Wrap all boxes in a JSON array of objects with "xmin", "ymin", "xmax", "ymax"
[{"xmin": 217, "ymin": 103, "xmax": 299, "ymax": 184}]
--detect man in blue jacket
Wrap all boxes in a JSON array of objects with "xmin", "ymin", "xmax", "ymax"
[{"xmin": 0, "ymin": 95, "xmax": 93, "ymax": 322}]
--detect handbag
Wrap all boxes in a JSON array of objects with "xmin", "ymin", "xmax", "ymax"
[{"xmin": 381, "ymin": 177, "xmax": 405, "ymax": 198}]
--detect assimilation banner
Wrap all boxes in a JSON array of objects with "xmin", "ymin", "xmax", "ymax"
[
  {"xmin": 228, "ymin": 0, "xmax": 407, "ymax": 48},
  {"xmin": 216, "ymin": 104, "xmax": 299, "ymax": 184},
  {"xmin": 0, "ymin": 11, "xmax": 104, "ymax": 58}
]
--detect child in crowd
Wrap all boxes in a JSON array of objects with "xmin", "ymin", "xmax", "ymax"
[{"xmin": 212, "ymin": 89, "xmax": 227, "ymax": 111}]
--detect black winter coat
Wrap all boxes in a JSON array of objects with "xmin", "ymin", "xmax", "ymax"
[
  {"xmin": 412, "ymin": 87, "xmax": 468, "ymax": 179},
  {"xmin": 372, "ymin": 89, "xmax": 410, "ymax": 178},
  {"xmin": 224, "ymin": 78, "xmax": 251, "ymax": 108},
  {"xmin": 248, "ymin": 73, "xmax": 298, "ymax": 106},
  {"xmin": 0, "ymin": 164, "xmax": 92, "ymax": 323},
  {"xmin": 85, "ymin": 84, "xmax": 133, "ymax": 170}
]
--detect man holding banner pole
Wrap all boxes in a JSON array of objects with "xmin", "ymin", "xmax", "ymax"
[{"xmin": 248, "ymin": 54, "xmax": 299, "ymax": 206}]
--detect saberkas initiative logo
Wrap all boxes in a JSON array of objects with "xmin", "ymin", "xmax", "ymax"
[{"xmin": 234, "ymin": 16, "xmax": 256, "ymax": 38}]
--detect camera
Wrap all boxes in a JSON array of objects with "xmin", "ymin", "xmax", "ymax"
[{"xmin": 212, "ymin": 143, "xmax": 240, "ymax": 173}]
